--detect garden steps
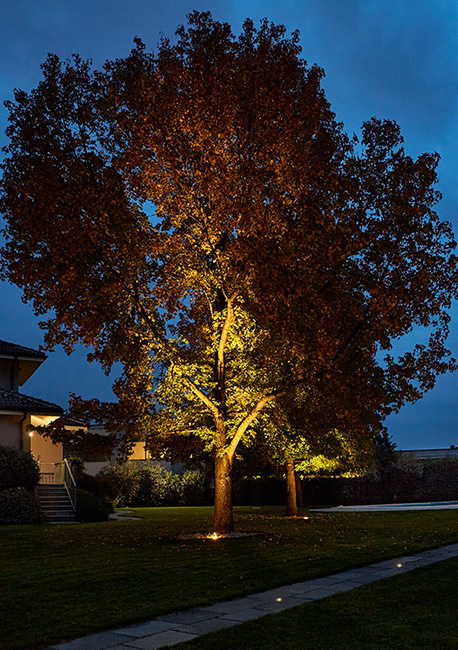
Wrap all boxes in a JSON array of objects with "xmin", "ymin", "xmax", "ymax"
[{"xmin": 36, "ymin": 484, "xmax": 75, "ymax": 523}]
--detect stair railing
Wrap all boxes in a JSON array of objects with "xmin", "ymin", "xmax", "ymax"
[
  {"xmin": 54, "ymin": 460, "xmax": 77, "ymax": 512},
  {"xmin": 39, "ymin": 463, "xmax": 55, "ymax": 484}
]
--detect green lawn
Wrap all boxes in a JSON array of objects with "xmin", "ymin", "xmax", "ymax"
[
  {"xmin": 1, "ymin": 506, "xmax": 458, "ymax": 650},
  {"xmin": 176, "ymin": 556, "xmax": 458, "ymax": 650}
]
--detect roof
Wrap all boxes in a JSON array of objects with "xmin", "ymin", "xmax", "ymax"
[
  {"xmin": 0, "ymin": 339, "xmax": 47, "ymax": 386},
  {"xmin": 397, "ymin": 448, "xmax": 458, "ymax": 459},
  {"xmin": 59, "ymin": 415, "xmax": 88, "ymax": 428},
  {"xmin": 0, "ymin": 388, "xmax": 63, "ymax": 415},
  {"xmin": 0, "ymin": 339, "xmax": 46, "ymax": 360}
]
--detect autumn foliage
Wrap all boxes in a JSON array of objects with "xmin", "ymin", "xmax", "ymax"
[{"xmin": 1, "ymin": 13, "xmax": 456, "ymax": 532}]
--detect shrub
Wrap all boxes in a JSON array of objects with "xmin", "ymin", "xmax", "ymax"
[
  {"xmin": 99, "ymin": 462, "xmax": 141, "ymax": 506},
  {"xmin": 136, "ymin": 464, "xmax": 170, "ymax": 506},
  {"xmin": 101, "ymin": 461, "xmax": 207, "ymax": 507},
  {"xmin": 0, "ymin": 488, "xmax": 43, "ymax": 524},
  {"xmin": 179, "ymin": 470, "xmax": 206, "ymax": 506},
  {"xmin": 76, "ymin": 472, "xmax": 114, "ymax": 500},
  {"xmin": 0, "ymin": 445, "xmax": 40, "ymax": 491},
  {"xmin": 135, "ymin": 464, "xmax": 206, "ymax": 506},
  {"xmin": 75, "ymin": 489, "xmax": 110, "ymax": 522}
]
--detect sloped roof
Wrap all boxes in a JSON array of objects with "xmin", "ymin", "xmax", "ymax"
[
  {"xmin": 397, "ymin": 448, "xmax": 458, "ymax": 459},
  {"xmin": 59, "ymin": 415, "xmax": 88, "ymax": 428},
  {"xmin": 0, "ymin": 388, "xmax": 62, "ymax": 414},
  {"xmin": 0, "ymin": 339, "xmax": 46, "ymax": 359}
]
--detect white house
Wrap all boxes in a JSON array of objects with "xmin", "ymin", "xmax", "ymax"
[{"xmin": 0, "ymin": 339, "xmax": 64, "ymax": 472}]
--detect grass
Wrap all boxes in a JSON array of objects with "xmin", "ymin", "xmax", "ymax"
[
  {"xmin": 1, "ymin": 506, "xmax": 458, "ymax": 649},
  {"xmin": 176, "ymin": 556, "xmax": 458, "ymax": 650}
]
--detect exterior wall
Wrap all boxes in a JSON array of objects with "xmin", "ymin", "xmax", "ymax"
[
  {"xmin": 129, "ymin": 442, "xmax": 152, "ymax": 461},
  {"xmin": 0, "ymin": 413, "xmax": 22, "ymax": 448},
  {"xmin": 29, "ymin": 414, "xmax": 63, "ymax": 473},
  {"xmin": 30, "ymin": 432, "xmax": 64, "ymax": 470},
  {"xmin": 84, "ymin": 461, "xmax": 109, "ymax": 476},
  {"xmin": 0, "ymin": 359, "xmax": 16, "ymax": 391}
]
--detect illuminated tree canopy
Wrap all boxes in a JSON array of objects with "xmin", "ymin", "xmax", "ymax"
[{"xmin": 1, "ymin": 12, "xmax": 456, "ymax": 532}]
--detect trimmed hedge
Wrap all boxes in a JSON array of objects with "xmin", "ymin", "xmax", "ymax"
[
  {"xmin": 0, "ymin": 488, "xmax": 43, "ymax": 524},
  {"xmin": 302, "ymin": 458, "xmax": 458, "ymax": 506},
  {"xmin": 233, "ymin": 477, "xmax": 285, "ymax": 506},
  {"xmin": 76, "ymin": 472, "xmax": 114, "ymax": 500},
  {"xmin": 0, "ymin": 445, "xmax": 40, "ymax": 491},
  {"xmin": 75, "ymin": 489, "xmax": 111, "ymax": 522}
]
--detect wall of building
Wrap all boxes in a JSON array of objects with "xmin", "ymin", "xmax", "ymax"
[
  {"xmin": 129, "ymin": 442, "xmax": 152, "ymax": 461},
  {"xmin": 0, "ymin": 413, "xmax": 22, "ymax": 448},
  {"xmin": 0, "ymin": 359, "xmax": 16, "ymax": 391},
  {"xmin": 29, "ymin": 414, "xmax": 63, "ymax": 473},
  {"xmin": 30, "ymin": 433, "xmax": 64, "ymax": 474}
]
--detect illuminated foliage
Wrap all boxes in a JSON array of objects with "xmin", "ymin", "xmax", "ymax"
[
  {"xmin": 258, "ymin": 403, "xmax": 374, "ymax": 515},
  {"xmin": 1, "ymin": 13, "xmax": 456, "ymax": 532}
]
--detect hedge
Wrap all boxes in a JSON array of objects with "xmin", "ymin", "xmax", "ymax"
[
  {"xmin": 0, "ymin": 445, "xmax": 40, "ymax": 491},
  {"xmin": 0, "ymin": 488, "xmax": 43, "ymax": 524}
]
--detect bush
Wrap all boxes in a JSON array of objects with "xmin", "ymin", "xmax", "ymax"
[
  {"xmin": 136, "ymin": 464, "xmax": 171, "ymax": 506},
  {"xmin": 134, "ymin": 465, "xmax": 207, "ymax": 506},
  {"xmin": 101, "ymin": 461, "xmax": 207, "ymax": 507},
  {"xmin": 0, "ymin": 445, "xmax": 40, "ymax": 491},
  {"xmin": 0, "ymin": 488, "xmax": 43, "ymax": 524},
  {"xmin": 76, "ymin": 472, "xmax": 114, "ymax": 501},
  {"xmin": 99, "ymin": 462, "xmax": 141, "ymax": 506},
  {"xmin": 75, "ymin": 489, "xmax": 110, "ymax": 522},
  {"xmin": 179, "ymin": 470, "xmax": 206, "ymax": 506}
]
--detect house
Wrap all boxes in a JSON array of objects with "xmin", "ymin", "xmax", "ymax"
[
  {"xmin": 396, "ymin": 448, "xmax": 458, "ymax": 461},
  {"xmin": 0, "ymin": 338, "xmax": 177, "ymax": 480},
  {"xmin": 83, "ymin": 424, "xmax": 159, "ymax": 475},
  {"xmin": 0, "ymin": 338, "xmax": 64, "ymax": 474}
]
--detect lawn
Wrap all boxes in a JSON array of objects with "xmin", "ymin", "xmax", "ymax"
[
  {"xmin": 1, "ymin": 506, "xmax": 458, "ymax": 650},
  {"xmin": 176, "ymin": 556, "xmax": 458, "ymax": 650}
]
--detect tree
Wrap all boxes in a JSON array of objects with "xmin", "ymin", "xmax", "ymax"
[
  {"xmin": 260, "ymin": 403, "xmax": 374, "ymax": 515},
  {"xmin": 1, "ymin": 12, "xmax": 457, "ymax": 533},
  {"xmin": 32, "ymin": 412, "xmax": 119, "ymax": 465}
]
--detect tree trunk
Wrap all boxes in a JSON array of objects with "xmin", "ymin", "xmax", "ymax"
[
  {"xmin": 295, "ymin": 474, "xmax": 303, "ymax": 508},
  {"xmin": 213, "ymin": 452, "xmax": 234, "ymax": 533},
  {"xmin": 285, "ymin": 458, "xmax": 298, "ymax": 516}
]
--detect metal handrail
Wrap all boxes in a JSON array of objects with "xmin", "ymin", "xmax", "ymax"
[{"xmin": 54, "ymin": 460, "xmax": 77, "ymax": 512}]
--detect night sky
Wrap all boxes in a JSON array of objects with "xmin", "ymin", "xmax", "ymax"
[{"xmin": 1, "ymin": 0, "xmax": 457, "ymax": 450}]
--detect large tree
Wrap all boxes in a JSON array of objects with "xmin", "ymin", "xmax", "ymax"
[{"xmin": 1, "ymin": 13, "xmax": 456, "ymax": 532}]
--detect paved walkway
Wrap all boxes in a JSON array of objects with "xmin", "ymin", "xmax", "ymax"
[{"xmin": 47, "ymin": 543, "xmax": 458, "ymax": 650}]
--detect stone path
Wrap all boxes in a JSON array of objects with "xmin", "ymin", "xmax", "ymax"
[{"xmin": 47, "ymin": 543, "xmax": 458, "ymax": 650}]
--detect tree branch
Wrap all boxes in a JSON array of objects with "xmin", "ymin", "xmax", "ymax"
[
  {"xmin": 227, "ymin": 390, "xmax": 282, "ymax": 458},
  {"xmin": 183, "ymin": 375, "xmax": 220, "ymax": 419}
]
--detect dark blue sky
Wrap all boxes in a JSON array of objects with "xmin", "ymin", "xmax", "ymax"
[{"xmin": 1, "ymin": 0, "xmax": 457, "ymax": 450}]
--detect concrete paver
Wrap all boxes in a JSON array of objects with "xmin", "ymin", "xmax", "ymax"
[
  {"xmin": 221, "ymin": 608, "xmax": 271, "ymax": 622},
  {"xmin": 255, "ymin": 596, "xmax": 306, "ymax": 612},
  {"xmin": 171, "ymin": 618, "xmax": 239, "ymax": 635},
  {"xmin": 51, "ymin": 632, "xmax": 133, "ymax": 650},
  {"xmin": 157, "ymin": 609, "xmax": 220, "ymax": 625},
  {"xmin": 293, "ymin": 587, "xmax": 339, "ymax": 600},
  {"xmin": 114, "ymin": 622, "xmax": 175, "ymax": 638},
  {"xmin": 123, "ymin": 631, "xmax": 198, "ymax": 649},
  {"xmin": 47, "ymin": 542, "xmax": 458, "ymax": 650}
]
